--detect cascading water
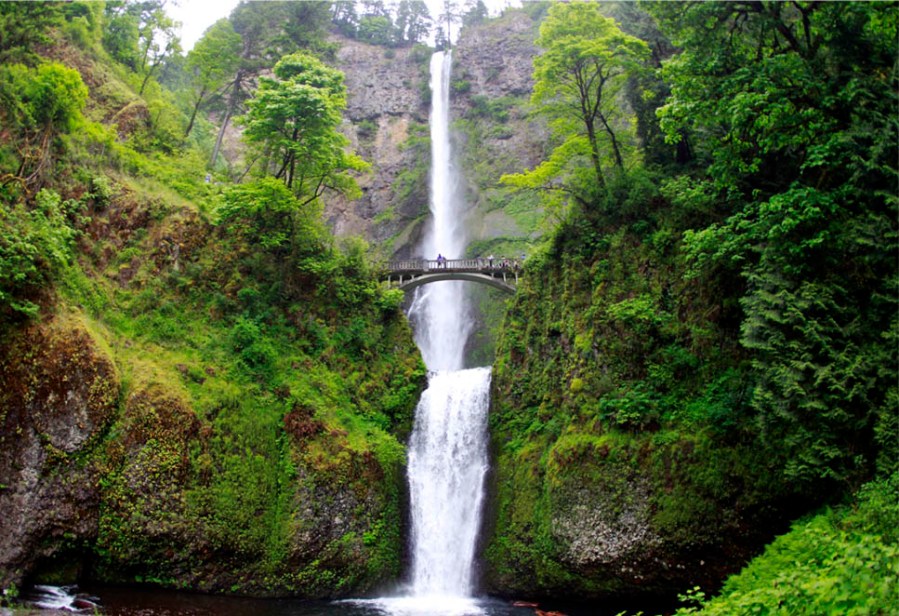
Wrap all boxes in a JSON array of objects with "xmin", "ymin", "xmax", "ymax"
[
  {"xmin": 406, "ymin": 48, "xmax": 491, "ymax": 602},
  {"xmin": 355, "ymin": 50, "xmax": 495, "ymax": 616},
  {"xmin": 407, "ymin": 367, "xmax": 491, "ymax": 597},
  {"xmin": 408, "ymin": 50, "xmax": 472, "ymax": 372}
]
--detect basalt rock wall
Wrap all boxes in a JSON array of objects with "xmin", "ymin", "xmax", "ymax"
[
  {"xmin": 0, "ymin": 314, "xmax": 119, "ymax": 589},
  {"xmin": 323, "ymin": 35, "xmax": 431, "ymax": 258}
]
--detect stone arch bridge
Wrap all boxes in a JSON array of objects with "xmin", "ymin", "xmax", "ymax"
[{"xmin": 383, "ymin": 258, "xmax": 520, "ymax": 293}]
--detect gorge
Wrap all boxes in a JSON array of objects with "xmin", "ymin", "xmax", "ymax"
[{"xmin": 0, "ymin": 2, "xmax": 896, "ymax": 615}]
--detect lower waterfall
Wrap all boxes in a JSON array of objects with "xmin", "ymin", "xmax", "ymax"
[{"xmin": 408, "ymin": 367, "xmax": 491, "ymax": 597}]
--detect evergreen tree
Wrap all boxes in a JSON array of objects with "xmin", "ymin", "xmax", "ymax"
[{"xmin": 649, "ymin": 0, "xmax": 899, "ymax": 487}]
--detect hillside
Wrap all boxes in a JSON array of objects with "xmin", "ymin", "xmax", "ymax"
[
  {"xmin": 0, "ymin": 2, "xmax": 424, "ymax": 598},
  {"xmin": 480, "ymin": 1, "xmax": 898, "ymax": 610}
]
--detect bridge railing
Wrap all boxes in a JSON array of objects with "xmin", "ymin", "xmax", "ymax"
[{"xmin": 387, "ymin": 257, "xmax": 521, "ymax": 272}]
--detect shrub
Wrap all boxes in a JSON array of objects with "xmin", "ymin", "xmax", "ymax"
[{"xmin": 0, "ymin": 189, "xmax": 77, "ymax": 320}]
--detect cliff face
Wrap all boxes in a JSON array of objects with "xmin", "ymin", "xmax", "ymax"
[
  {"xmin": 0, "ymin": 174, "xmax": 425, "ymax": 597},
  {"xmin": 450, "ymin": 8, "xmax": 547, "ymax": 255},
  {"xmin": 0, "ymin": 314, "xmax": 119, "ymax": 589},
  {"xmin": 482, "ymin": 228, "xmax": 798, "ymax": 601},
  {"xmin": 323, "ymin": 12, "xmax": 549, "ymax": 261},
  {"xmin": 323, "ymin": 36, "xmax": 431, "ymax": 257}
]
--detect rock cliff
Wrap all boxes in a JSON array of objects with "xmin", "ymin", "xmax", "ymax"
[
  {"xmin": 450, "ymin": 7, "xmax": 547, "ymax": 254},
  {"xmin": 323, "ymin": 36, "xmax": 431, "ymax": 257},
  {"xmin": 0, "ymin": 314, "xmax": 119, "ymax": 589},
  {"xmin": 483, "ymin": 229, "xmax": 799, "ymax": 602},
  {"xmin": 323, "ymin": 10, "xmax": 549, "ymax": 261},
  {"xmin": 0, "ymin": 180, "xmax": 424, "ymax": 597}
]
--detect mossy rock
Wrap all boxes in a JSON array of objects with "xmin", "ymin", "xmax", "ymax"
[{"xmin": 0, "ymin": 311, "xmax": 120, "ymax": 592}]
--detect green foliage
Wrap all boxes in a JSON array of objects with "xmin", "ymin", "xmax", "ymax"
[
  {"xmin": 241, "ymin": 52, "xmax": 368, "ymax": 198},
  {"xmin": 502, "ymin": 1, "xmax": 649, "ymax": 209},
  {"xmin": 648, "ymin": 0, "xmax": 898, "ymax": 490},
  {"xmin": 0, "ymin": 2, "xmax": 63, "ymax": 64},
  {"xmin": 0, "ymin": 60, "xmax": 89, "ymax": 189},
  {"xmin": 487, "ymin": 0, "xmax": 897, "ymax": 602},
  {"xmin": 674, "ymin": 475, "xmax": 899, "ymax": 615},
  {"xmin": 0, "ymin": 0, "xmax": 428, "ymax": 600},
  {"xmin": 0, "ymin": 190, "xmax": 78, "ymax": 320},
  {"xmin": 216, "ymin": 177, "xmax": 327, "ymax": 255},
  {"xmin": 183, "ymin": 19, "xmax": 241, "ymax": 138}
]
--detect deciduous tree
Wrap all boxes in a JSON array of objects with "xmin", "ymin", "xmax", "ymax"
[
  {"xmin": 502, "ymin": 1, "xmax": 649, "ymax": 209},
  {"xmin": 183, "ymin": 19, "xmax": 240, "ymax": 138},
  {"xmin": 240, "ymin": 52, "xmax": 368, "ymax": 203}
]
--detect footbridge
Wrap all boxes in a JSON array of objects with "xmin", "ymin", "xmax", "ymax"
[{"xmin": 384, "ymin": 258, "xmax": 520, "ymax": 293}]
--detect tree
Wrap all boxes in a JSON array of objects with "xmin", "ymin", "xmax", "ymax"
[
  {"xmin": 0, "ymin": 62, "xmax": 89, "ymax": 190},
  {"xmin": 331, "ymin": 1, "xmax": 360, "ymax": 37},
  {"xmin": 649, "ymin": 1, "xmax": 899, "ymax": 488},
  {"xmin": 502, "ymin": 1, "xmax": 649, "ymax": 208},
  {"xmin": 209, "ymin": 2, "xmax": 335, "ymax": 170},
  {"xmin": 437, "ymin": 0, "xmax": 462, "ymax": 49},
  {"xmin": 462, "ymin": 0, "xmax": 489, "ymax": 27},
  {"xmin": 136, "ymin": 5, "xmax": 181, "ymax": 96},
  {"xmin": 395, "ymin": 0, "xmax": 432, "ymax": 46},
  {"xmin": 358, "ymin": 14, "xmax": 395, "ymax": 46},
  {"xmin": 0, "ymin": 2, "xmax": 62, "ymax": 65},
  {"xmin": 183, "ymin": 19, "xmax": 241, "ymax": 138},
  {"xmin": 240, "ymin": 52, "xmax": 368, "ymax": 202},
  {"xmin": 102, "ymin": 1, "xmax": 141, "ymax": 68}
]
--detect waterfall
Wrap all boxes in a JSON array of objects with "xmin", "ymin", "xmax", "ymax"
[
  {"xmin": 409, "ymin": 50, "xmax": 472, "ymax": 372},
  {"xmin": 406, "ymin": 49, "xmax": 490, "ymax": 600},
  {"xmin": 349, "ymin": 49, "xmax": 492, "ymax": 616},
  {"xmin": 408, "ymin": 368, "xmax": 491, "ymax": 596}
]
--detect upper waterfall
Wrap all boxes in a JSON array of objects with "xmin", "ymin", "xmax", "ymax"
[{"xmin": 409, "ymin": 50, "xmax": 472, "ymax": 372}]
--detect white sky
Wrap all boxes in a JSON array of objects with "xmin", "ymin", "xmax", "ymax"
[
  {"xmin": 169, "ymin": 0, "xmax": 521, "ymax": 53},
  {"xmin": 168, "ymin": 0, "xmax": 241, "ymax": 52}
]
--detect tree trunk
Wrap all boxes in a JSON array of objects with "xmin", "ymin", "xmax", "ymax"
[
  {"xmin": 184, "ymin": 87, "xmax": 208, "ymax": 138},
  {"xmin": 597, "ymin": 111, "xmax": 624, "ymax": 169},
  {"xmin": 211, "ymin": 75, "xmax": 245, "ymax": 169},
  {"xmin": 584, "ymin": 119, "xmax": 606, "ymax": 189},
  {"xmin": 139, "ymin": 62, "xmax": 157, "ymax": 95}
]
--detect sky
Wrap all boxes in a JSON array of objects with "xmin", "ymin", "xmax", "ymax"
[
  {"xmin": 168, "ymin": 0, "xmax": 522, "ymax": 52},
  {"xmin": 168, "ymin": 0, "xmax": 241, "ymax": 52}
]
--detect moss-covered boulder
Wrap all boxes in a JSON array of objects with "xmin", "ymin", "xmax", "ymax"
[
  {"xmin": 90, "ymin": 371, "xmax": 412, "ymax": 597},
  {"xmin": 483, "ymin": 229, "xmax": 804, "ymax": 601},
  {"xmin": 0, "ymin": 312, "xmax": 120, "ymax": 590}
]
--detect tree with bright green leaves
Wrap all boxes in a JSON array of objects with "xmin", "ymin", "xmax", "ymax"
[
  {"xmin": 136, "ymin": 2, "xmax": 181, "ymax": 95},
  {"xmin": 501, "ymin": 1, "xmax": 649, "ymax": 210},
  {"xmin": 240, "ymin": 52, "xmax": 368, "ymax": 203},
  {"xmin": 102, "ymin": 1, "xmax": 141, "ymax": 69},
  {"xmin": 183, "ymin": 19, "xmax": 241, "ymax": 139},
  {"xmin": 0, "ymin": 62, "xmax": 89, "ymax": 191},
  {"xmin": 648, "ymin": 1, "xmax": 899, "ymax": 488},
  {"xmin": 209, "ymin": 2, "xmax": 335, "ymax": 170}
]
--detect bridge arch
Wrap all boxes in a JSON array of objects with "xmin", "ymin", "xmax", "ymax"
[
  {"xmin": 394, "ymin": 271, "xmax": 515, "ymax": 294},
  {"xmin": 383, "ymin": 258, "xmax": 519, "ymax": 294}
]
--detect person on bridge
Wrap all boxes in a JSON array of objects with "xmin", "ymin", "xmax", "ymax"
[
  {"xmin": 488, "ymin": 254, "xmax": 494, "ymax": 268},
  {"xmin": 437, "ymin": 254, "xmax": 445, "ymax": 268}
]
